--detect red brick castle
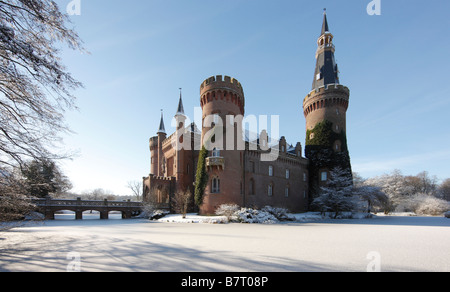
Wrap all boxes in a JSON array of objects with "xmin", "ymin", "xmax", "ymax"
[{"xmin": 143, "ymin": 11, "xmax": 351, "ymax": 214}]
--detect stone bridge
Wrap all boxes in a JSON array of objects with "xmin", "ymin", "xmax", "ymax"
[{"xmin": 33, "ymin": 198, "xmax": 143, "ymax": 220}]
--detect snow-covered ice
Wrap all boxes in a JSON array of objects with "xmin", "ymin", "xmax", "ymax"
[{"xmin": 0, "ymin": 214, "xmax": 449, "ymax": 272}]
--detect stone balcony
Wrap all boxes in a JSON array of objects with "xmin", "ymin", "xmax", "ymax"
[{"xmin": 206, "ymin": 156, "xmax": 225, "ymax": 170}]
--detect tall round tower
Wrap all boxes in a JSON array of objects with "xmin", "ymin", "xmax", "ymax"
[
  {"xmin": 303, "ymin": 11, "xmax": 352, "ymax": 200},
  {"xmin": 199, "ymin": 75, "xmax": 245, "ymax": 214}
]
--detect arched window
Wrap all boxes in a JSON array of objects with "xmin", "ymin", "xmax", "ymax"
[
  {"xmin": 269, "ymin": 165, "xmax": 273, "ymax": 177},
  {"xmin": 211, "ymin": 177, "xmax": 220, "ymax": 193},
  {"xmin": 268, "ymin": 183, "xmax": 273, "ymax": 197}
]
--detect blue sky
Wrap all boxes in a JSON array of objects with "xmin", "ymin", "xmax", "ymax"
[{"xmin": 55, "ymin": 0, "xmax": 450, "ymax": 196}]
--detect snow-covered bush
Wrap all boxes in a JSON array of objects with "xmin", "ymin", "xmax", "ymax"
[
  {"xmin": 413, "ymin": 194, "xmax": 449, "ymax": 216},
  {"xmin": 149, "ymin": 209, "xmax": 170, "ymax": 220},
  {"xmin": 233, "ymin": 207, "xmax": 278, "ymax": 224},
  {"xmin": 395, "ymin": 193, "xmax": 449, "ymax": 215},
  {"xmin": 260, "ymin": 206, "xmax": 295, "ymax": 221},
  {"xmin": 215, "ymin": 204, "xmax": 240, "ymax": 221},
  {"xmin": 215, "ymin": 205, "xmax": 296, "ymax": 224}
]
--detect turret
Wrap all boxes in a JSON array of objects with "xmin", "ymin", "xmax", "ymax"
[
  {"xmin": 199, "ymin": 75, "xmax": 245, "ymax": 214},
  {"xmin": 157, "ymin": 110, "xmax": 167, "ymax": 176},
  {"xmin": 303, "ymin": 10, "xmax": 352, "ymax": 201}
]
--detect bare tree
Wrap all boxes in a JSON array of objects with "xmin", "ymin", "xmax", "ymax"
[
  {"xmin": 172, "ymin": 188, "xmax": 192, "ymax": 219},
  {"xmin": 437, "ymin": 178, "xmax": 450, "ymax": 201},
  {"xmin": 127, "ymin": 180, "xmax": 142, "ymax": 201},
  {"xmin": 0, "ymin": 0, "xmax": 85, "ymax": 168}
]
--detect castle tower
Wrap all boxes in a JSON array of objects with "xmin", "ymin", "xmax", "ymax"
[
  {"xmin": 199, "ymin": 75, "xmax": 245, "ymax": 214},
  {"xmin": 149, "ymin": 110, "xmax": 166, "ymax": 176},
  {"xmin": 156, "ymin": 110, "xmax": 167, "ymax": 177},
  {"xmin": 303, "ymin": 10, "xmax": 352, "ymax": 199},
  {"xmin": 174, "ymin": 89, "xmax": 188, "ymax": 190}
]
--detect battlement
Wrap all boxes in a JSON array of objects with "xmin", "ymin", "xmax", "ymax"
[
  {"xmin": 149, "ymin": 136, "xmax": 159, "ymax": 150},
  {"xmin": 306, "ymin": 84, "xmax": 349, "ymax": 98},
  {"xmin": 304, "ymin": 84, "xmax": 349, "ymax": 105},
  {"xmin": 200, "ymin": 75, "xmax": 245, "ymax": 114},
  {"xmin": 200, "ymin": 75, "xmax": 244, "ymax": 95},
  {"xmin": 302, "ymin": 83, "xmax": 350, "ymax": 118}
]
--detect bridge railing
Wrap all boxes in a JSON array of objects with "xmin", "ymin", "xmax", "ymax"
[{"xmin": 33, "ymin": 198, "xmax": 143, "ymax": 208}]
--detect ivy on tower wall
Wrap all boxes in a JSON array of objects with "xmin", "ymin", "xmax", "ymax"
[{"xmin": 305, "ymin": 120, "xmax": 352, "ymax": 203}]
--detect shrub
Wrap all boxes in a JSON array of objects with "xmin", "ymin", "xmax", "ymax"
[
  {"xmin": 396, "ymin": 193, "xmax": 449, "ymax": 216},
  {"xmin": 234, "ymin": 208, "xmax": 278, "ymax": 224},
  {"xmin": 216, "ymin": 205, "xmax": 295, "ymax": 224},
  {"xmin": 215, "ymin": 204, "xmax": 240, "ymax": 221},
  {"xmin": 261, "ymin": 206, "xmax": 295, "ymax": 221}
]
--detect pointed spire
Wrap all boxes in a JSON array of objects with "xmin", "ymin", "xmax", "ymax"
[
  {"xmin": 157, "ymin": 110, "xmax": 166, "ymax": 134},
  {"xmin": 312, "ymin": 9, "xmax": 339, "ymax": 90},
  {"xmin": 175, "ymin": 88, "xmax": 185, "ymax": 117},
  {"xmin": 321, "ymin": 8, "xmax": 329, "ymax": 35}
]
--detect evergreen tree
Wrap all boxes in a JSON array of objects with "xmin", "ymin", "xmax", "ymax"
[
  {"xmin": 21, "ymin": 159, "xmax": 72, "ymax": 198},
  {"xmin": 194, "ymin": 146, "xmax": 209, "ymax": 207},
  {"xmin": 312, "ymin": 166, "xmax": 355, "ymax": 218}
]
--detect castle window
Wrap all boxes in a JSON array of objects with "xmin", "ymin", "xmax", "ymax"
[
  {"xmin": 249, "ymin": 178, "xmax": 255, "ymax": 195},
  {"xmin": 321, "ymin": 171, "xmax": 328, "ymax": 182},
  {"xmin": 285, "ymin": 186, "xmax": 289, "ymax": 198},
  {"xmin": 269, "ymin": 165, "xmax": 273, "ymax": 177},
  {"xmin": 281, "ymin": 145, "xmax": 285, "ymax": 152},
  {"xmin": 268, "ymin": 184, "xmax": 273, "ymax": 197},
  {"xmin": 212, "ymin": 148, "xmax": 221, "ymax": 157},
  {"xmin": 211, "ymin": 177, "xmax": 220, "ymax": 193},
  {"xmin": 286, "ymin": 169, "xmax": 290, "ymax": 179},
  {"xmin": 303, "ymin": 173, "xmax": 307, "ymax": 182}
]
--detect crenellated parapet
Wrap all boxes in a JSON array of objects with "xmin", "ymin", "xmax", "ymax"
[
  {"xmin": 200, "ymin": 75, "xmax": 245, "ymax": 115},
  {"xmin": 149, "ymin": 136, "xmax": 159, "ymax": 151},
  {"xmin": 303, "ymin": 83, "xmax": 349, "ymax": 118}
]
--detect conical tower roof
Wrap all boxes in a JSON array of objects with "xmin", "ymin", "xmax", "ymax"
[
  {"xmin": 157, "ymin": 110, "xmax": 166, "ymax": 134},
  {"xmin": 175, "ymin": 88, "xmax": 185, "ymax": 117}
]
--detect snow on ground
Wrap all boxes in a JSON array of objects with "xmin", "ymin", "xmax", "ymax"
[
  {"xmin": 0, "ymin": 214, "xmax": 449, "ymax": 272},
  {"xmin": 157, "ymin": 212, "xmax": 325, "ymax": 224}
]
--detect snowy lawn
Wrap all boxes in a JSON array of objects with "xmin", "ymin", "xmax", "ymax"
[{"xmin": 0, "ymin": 214, "xmax": 449, "ymax": 272}]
